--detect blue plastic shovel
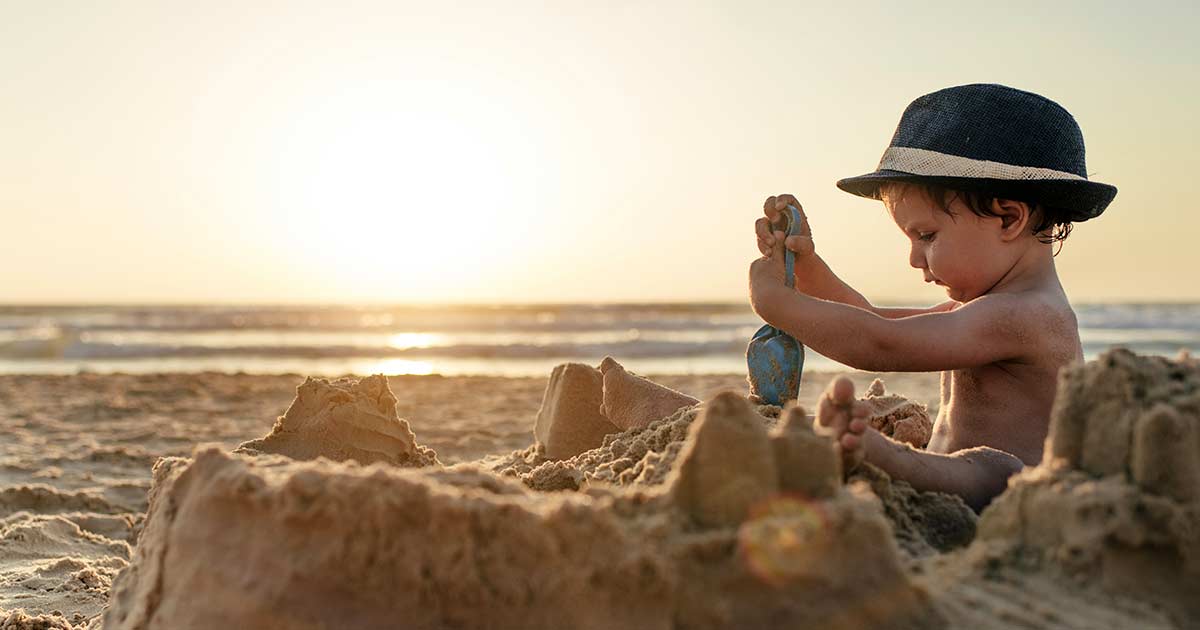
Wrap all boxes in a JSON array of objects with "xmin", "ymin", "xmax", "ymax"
[{"xmin": 746, "ymin": 205, "xmax": 806, "ymax": 405}]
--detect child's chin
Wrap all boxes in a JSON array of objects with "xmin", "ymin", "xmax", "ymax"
[{"xmin": 932, "ymin": 280, "xmax": 968, "ymax": 302}]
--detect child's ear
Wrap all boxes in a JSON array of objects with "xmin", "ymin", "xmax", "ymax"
[{"xmin": 992, "ymin": 198, "xmax": 1030, "ymax": 241}]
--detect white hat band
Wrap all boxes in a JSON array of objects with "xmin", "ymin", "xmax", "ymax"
[{"xmin": 878, "ymin": 146, "xmax": 1087, "ymax": 182}]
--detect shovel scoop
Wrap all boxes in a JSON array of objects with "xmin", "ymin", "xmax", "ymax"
[{"xmin": 746, "ymin": 205, "xmax": 806, "ymax": 406}]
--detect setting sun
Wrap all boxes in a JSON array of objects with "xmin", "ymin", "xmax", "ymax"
[{"xmin": 261, "ymin": 83, "xmax": 552, "ymax": 298}]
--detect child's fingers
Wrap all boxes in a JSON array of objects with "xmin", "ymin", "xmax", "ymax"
[
  {"xmin": 773, "ymin": 193, "xmax": 801, "ymax": 212},
  {"xmin": 756, "ymin": 231, "xmax": 786, "ymax": 259},
  {"xmin": 840, "ymin": 432, "xmax": 860, "ymax": 451},
  {"xmin": 785, "ymin": 235, "xmax": 815, "ymax": 256},
  {"xmin": 762, "ymin": 196, "xmax": 780, "ymax": 222},
  {"xmin": 848, "ymin": 418, "xmax": 867, "ymax": 435},
  {"xmin": 755, "ymin": 218, "xmax": 774, "ymax": 248}
]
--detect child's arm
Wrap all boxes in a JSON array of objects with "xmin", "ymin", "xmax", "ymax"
[
  {"xmin": 789, "ymin": 249, "xmax": 957, "ymax": 319},
  {"xmin": 756, "ymin": 195, "xmax": 954, "ymax": 319},
  {"xmin": 748, "ymin": 246, "xmax": 1033, "ymax": 372}
]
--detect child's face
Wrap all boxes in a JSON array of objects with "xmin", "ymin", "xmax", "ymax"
[{"xmin": 885, "ymin": 188, "xmax": 1013, "ymax": 303}]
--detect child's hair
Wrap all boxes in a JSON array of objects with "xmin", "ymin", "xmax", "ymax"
[{"xmin": 879, "ymin": 182, "xmax": 1074, "ymax": 246}]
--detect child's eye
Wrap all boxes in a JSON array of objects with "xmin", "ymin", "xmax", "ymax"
[{"xmin": 918, "ymin": 232, "xmax": 936, "ymax": 242}]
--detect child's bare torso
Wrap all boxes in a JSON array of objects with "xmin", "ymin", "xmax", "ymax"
[{"xmin": 927, "ymin": 294, "xmax": 1083, "ymax": 466}]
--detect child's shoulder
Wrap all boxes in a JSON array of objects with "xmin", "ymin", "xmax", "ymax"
[
  {"xmin": 960, "ymin": 280, "xmax": 1075, "ymax": 312},
  {"xmin": 965, "ymin": 287, "xmax": 1074, "ymax": 324},
  {"xmin": 961, "ymin": 288, "xmax": 1079, "ymax": 359}
]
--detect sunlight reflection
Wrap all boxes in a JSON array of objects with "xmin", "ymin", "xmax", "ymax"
[
  {"xmin": 738, "ymin": 494, "xmax": 831, "ymax": 586},
  {"xmin": 387, "ymin": 332, "xmax": 444, "ymax": 349},
  {"xmin": 355, "ymin": 358, "xmax": 435, "ymax": 376}
]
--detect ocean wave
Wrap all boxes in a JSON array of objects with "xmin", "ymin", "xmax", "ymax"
[
  {"xmin": 0, "ymin": 304, "xmax": 760, "ymax": 334},
  {"xmin": 0, "ymin": 303, "xmax": 1195, "ymax": 373},
  {"xmin": 5, "ymin": 337, "xmax": 747, "ymax": 361},
  {"xmin": 1076, "ymin": 303, "xmax": 1200, "ymax": 331},
  {"xmin": 0, "ymin": 326, "xmax": 1195, "ymax": 365},
  {"xmin": 0, "ymin": 326, "xmax": 80, "ymax": 359}
]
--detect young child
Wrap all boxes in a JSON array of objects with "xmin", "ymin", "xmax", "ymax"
[{"xmin": 748, "ymin": 83, "xmax": 1117, "ymax": 511}]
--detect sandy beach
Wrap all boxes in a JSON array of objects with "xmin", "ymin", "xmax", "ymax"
[
  {"xmin": 0, "ymin": 369, "xmax": 930, "ymax": 624},
  {"xmin": 1, "ymin": 355, "xmax": 1196, "ymax": 629}
]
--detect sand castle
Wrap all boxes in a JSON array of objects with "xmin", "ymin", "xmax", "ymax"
[
  {"xmin": 945, "ymin": 349, "xmax": 1200, "ymax": 625},
  {"xmin": 598, "ymin": 357, "xmax": 700, "ymax": 431},
  {"xmin": 491, "ymin": 359, "xmax": 973, "ymax": 556},
  {"xmin": 668, "ymin": 392, "xmax": 781, "ymax": 528},
  {"xmin": 86, "ymin": 349, "xmax": 1200, "ymax": 628},
  {"xmin": 234, "ymin": 374, "xmax": 439, "ymax": 468},
  {"xmin": 532, "ymin": 362, "xmax": 619, "ymax": 460},
  {"xmin": 102, "ymin": 388, "xmax": 938, "ymax": 629}
]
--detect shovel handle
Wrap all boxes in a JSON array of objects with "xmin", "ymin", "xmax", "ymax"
[{"xmin": 777, "ymin": 205, "xmax": 803, "ymax": 289}]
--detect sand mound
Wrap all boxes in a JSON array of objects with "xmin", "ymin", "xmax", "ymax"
[
  {"xmin": 862, "ymin": 379, "xmax": 933, "ymax": 448},
  {"xmin": 0, "ymin": 610, "xmax": 80, "ymax": 629},
  {"xmin": 235, "ymin": 375, "xmax": 439, "ymax": 467},
  {"xmin": 531, "ymin": 363, "xmax": 620, "ymax": 460},
  {"xmin": 953, "ymin": 349, "xmax": 1199, "ymax": 625},
  {"xmin": 850, "ymin": 464, "xmax": 977, "ymax": 556},
  {"xmin": 103, "ymin": 396, "xmax": 940, "ymax": 630},
  {"xmin": 0, "ymin": 513, "xmax": 130, "ymax": 627},
  {"xmin": 926, "ymin": 553, "xmax": 1180, "ymax": 629},
  {"xmin": 0, "ymin": 486, "xmax": 124, "ymax": 518},
  {"xmin": 493, "ymin": 402, "xmax": 714, "ymax": 491},
  {"xmin": 669, "ymin": 392, "xmax": 781, "ymax": 528},
  {"xmin": 494, "ymin": 382, "xmax": 969, "ymax": 557},
  {"xmin": 770, "ymin": 404, "xmax": 841, "ymax": 500},
  {"xmin": 598, "ymin": 357, "xmax": 700, "ymax": 431},
  {"xmin": 530, "ymin": 359, "xmax": 701, "ymax": 461}
]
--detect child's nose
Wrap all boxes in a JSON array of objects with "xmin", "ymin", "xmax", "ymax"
[{"xmin": 908, "ymin": 243, "xmax": 926, "ymax": 269}]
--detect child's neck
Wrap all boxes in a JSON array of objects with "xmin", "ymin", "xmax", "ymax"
[{"xmin": 985, "ymin": 240, "xmax": 1060, "ymax": 297}]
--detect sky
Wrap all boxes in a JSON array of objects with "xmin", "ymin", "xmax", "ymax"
[{"xmin": 1, "ymin": 0, "xmax": 1197, "ymax": 305}]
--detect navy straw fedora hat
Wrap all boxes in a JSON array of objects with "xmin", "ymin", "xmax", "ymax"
[{"xmin": 837, "ymin": 83, "xmax": 1116, "ymax": 221}]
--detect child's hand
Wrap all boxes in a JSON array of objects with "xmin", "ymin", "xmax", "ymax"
[
  {"xmin": 755, "ymin": 194, "xmax": 815, "ymax": 261},
  {"xmin": 748, "ymin": 231, "xmax": 789, "ymax": 319}
]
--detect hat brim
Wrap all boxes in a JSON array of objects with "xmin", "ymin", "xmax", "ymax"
[{"xmin": 836, "ymin": 170, "xmax": 1117, "ymax": 222}]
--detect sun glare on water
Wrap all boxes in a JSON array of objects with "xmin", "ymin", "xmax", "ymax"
[
  {"xmin": 355, "ymin": 358, "xmax": 436, "ymax": 376},
  {"xmin": 387, "ymin": 332, "xmax": 444, "ymax": 349}
]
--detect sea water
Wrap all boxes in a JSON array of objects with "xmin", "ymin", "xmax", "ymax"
[{"xmin": 0, "ymin": 303, "xmax": 1194, "ymax": 377}]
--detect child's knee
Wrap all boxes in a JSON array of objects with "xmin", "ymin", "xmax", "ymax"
[
  {"xmin": 959, "ymin": 446, "xmax": 1024, "ymax": 478},
  {"xmin": 955, "ymin": 446, "xmax": 1024, "ymax": 510}
]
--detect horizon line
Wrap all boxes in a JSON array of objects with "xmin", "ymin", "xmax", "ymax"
[{"xmin": 2, "ymin": 299, "xmax": 1198, "ymax": 309}]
